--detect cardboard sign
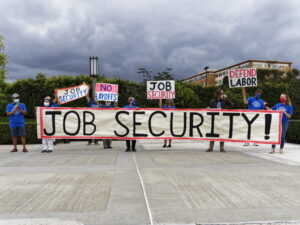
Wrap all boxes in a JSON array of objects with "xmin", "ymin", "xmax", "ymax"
[
  {"xmin": 147, "ymin": 80, "xmax": 175, "ymax": 99},
  {"xmin": 37, "ymin": 107, "xmax": 282, "ymax": 144},
  {"xmin": 95, "ymin": 83, "xmax": 118, "ymax": 102},
  {"xmin": 229, "ymin": 68, "xmax": 257, "ymax": 88},
  {"xmin": 56, "ymin": 84, "xmax": 89, "ymax": 104}
]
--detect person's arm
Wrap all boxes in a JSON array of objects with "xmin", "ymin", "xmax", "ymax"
[
  {"xmin": 224, "ymin": 96, "xmax": 234, "ymax": 108},
  {"xmin": 283, "ymin": 111, "xmax": 292, "ymax": 119},
  {"xmin": 6, "ymin": 104, "xmax": 18, "ymax": 116},
  {"xmin": 18, "ymin": 104, "xmax": 27, "ymax": 115},
  {"xmin": 242, "ymin": 87, "xmax": 248, "ymax": 104},
  {"xmin": 53, "ymin": 92, "xmax": 60, "ymax": 105},
  {"xmin": 159, "ymin": 99, "xmax": 162, "ymax": 108}
]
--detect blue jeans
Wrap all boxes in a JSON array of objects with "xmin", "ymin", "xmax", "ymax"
[{"xmin": 272, "ymin": 122, "xmax": 288, "ymax": 149}]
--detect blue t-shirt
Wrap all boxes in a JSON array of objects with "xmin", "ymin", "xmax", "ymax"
[
  {"xmin": 124, "ymin": 105, "xmax": 138, "ymax": 108},
  {"xmin": 101, "ymin": 105, "xmax": 114, "ymax": 108},
  {"xmin": 6, "ymin": 103, "xmax": 27, "ymax": 127},
  {"xmin": 247, "ymin": 97, "xmax": 265, "ymax": 110},
  {"xmin": 162, "ymin": 106, "xmax": 176, "ymax": 109},
  {"xmin": 216, "ymin": 100, "xmax": 222, "ymax": 109},
  {"xmin": 272, "ymin": 103, "xmax": 293, "ymax": 124},
  {"xmin": 88, "ymin": 100, "xmax": 99, "ymax": 108},
  {"xmin": 50, "ymin": 103, "xmax": 60, "ymax": 107}
]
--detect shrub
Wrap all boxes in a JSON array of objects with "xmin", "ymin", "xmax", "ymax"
[{"xmin": 286, "ymin": 120, "xmax": 300, "ymax": 144}]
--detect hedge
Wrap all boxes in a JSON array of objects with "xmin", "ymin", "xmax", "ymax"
[{"xmin": 1, "ymin": 120, "xmax": 299, "ymax": 145}]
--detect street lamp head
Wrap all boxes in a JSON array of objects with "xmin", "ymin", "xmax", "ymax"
[
  {"xmin": 89, "ymin": 56, "xmax": 99, "ymax": 77},
  {"xmin": 204, "ymin": 66, "xmax": 209, "ymax": 71}
]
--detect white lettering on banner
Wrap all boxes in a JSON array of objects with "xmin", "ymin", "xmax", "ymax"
[
  {"xmin": 36, "ymin": 108, "xmax": 282, "ymax": 144},
  {"xmin": 56, "ymin": 84, "xmax": 89, "ymax": 104},
  {"xmin": 229, "ymin": 68, "xmax": 257, "ymax": 88},
  {"xmin": 95, "ymin": 83, "xmax": 118, "ymax": 101},
  {"xmin": 147, "ymin": 80, "xmax": 175, "ymax": 99}
]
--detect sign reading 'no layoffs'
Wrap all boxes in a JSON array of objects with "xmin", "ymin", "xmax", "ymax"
[
  {"xmin": 37, "ymin": 107, "xmax": 282, "ymax": 144},
  {"xmin": 229, "ymin": 68, "xmax": 257, "ymax": 88},
  {"xmin": 147, "ymin": 80, "xmax": 175, "ymax": 99},
  {"xmin": 95, "ymin": 83, "xmax": 118, "ymax": 102},
  {"xmin": 56, "ymin": 84, "xmax": 89, "ymax": 104}
]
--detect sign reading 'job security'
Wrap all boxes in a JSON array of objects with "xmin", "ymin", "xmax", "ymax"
[
  {"xmin": 147, "ymin": 80, "xmax": 175, "ymax": 99},
  {"xmin": 56, "ymin": 84, "xmax": 89, "ymax": 104},
  {"xmin": 95, "ymin": 83, "xmax": 118, "ymax": 102}
]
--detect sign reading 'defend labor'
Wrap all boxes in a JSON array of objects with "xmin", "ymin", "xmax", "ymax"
[
  {"xmin": 56, "ymin": 84, "xmax": 89, "ymax": 104},
  {"xmin": 147, "ymin": 80, "xmax": 175, "ymax": 99},
  {"xmin": 229, "ymin": 68, "xmax": 257, "ymax": 88},
  {"xmin": 36, "ymin": 107, "xmax": 282, "ymax": 144},
  {"xmin": 95, "ymin": 83, "xmax": 118, "ymax": 102}
]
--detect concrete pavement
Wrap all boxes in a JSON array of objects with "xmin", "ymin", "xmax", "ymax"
[{"xmin": 0, "ymin": 140, "xmax": 299, "ymax": 225}]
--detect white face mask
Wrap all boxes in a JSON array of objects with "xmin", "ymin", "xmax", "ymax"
[
  {"xmin": 105, "ymin": 101, "xmax": 111, "ymax": 106},
  {"xmin": 14, "ymin": 99, "xmax": 20, "ymax": 104},
  {"xmin": 44, "ymin": 102, "xmax": 50, "ymax": 107}
]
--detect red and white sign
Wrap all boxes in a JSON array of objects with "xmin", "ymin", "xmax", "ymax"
[
  {"xmin": 147, "ymin": 80, "xmax": 175, "ymax": 99},
  {"xmin": 95, "ymin": 83, "xmax": 118, "ymax": 102},
  {"xmin": 229, "ymin": 68, "xmax": 257, "ymax": 88}
]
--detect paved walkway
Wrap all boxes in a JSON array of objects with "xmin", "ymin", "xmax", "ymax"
[{"xmin": 0, "ymin": 140, "xmax": 299, "ymax": 225}]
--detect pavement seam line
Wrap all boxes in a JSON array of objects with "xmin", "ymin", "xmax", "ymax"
[{"xmin": 133, "ymin": 152, "xmax": 154, "ymax": 225}]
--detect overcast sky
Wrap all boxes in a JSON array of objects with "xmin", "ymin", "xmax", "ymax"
[{"xmin": 1, "ymin": 0, "xmax": 299, "ymax": 82}]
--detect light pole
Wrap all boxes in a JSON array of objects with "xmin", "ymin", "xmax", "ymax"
[
  {"xmin": 204, "ymin": 66, "xmax": 209, "ymax": 87},
  {"xmin": 89, "ymin": 56, "xmax": 99, "ymax": 101}
]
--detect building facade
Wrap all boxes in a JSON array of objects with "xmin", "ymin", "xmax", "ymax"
[{"xmin": 183, "ymin": 60, "xmax": 292, "ymax": 87}]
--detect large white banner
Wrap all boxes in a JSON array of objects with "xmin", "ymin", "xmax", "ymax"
[
  {"xmin": 56, "ymin": 84, "xmax": 89, "ymax": 104},
  {"xmin": 36, "ymin": 108, "xmax": 282, "ymax": 144},
  {"xmin": 229, "ymin": 68, "xmax": 257, "ymax": 88},
  {"xmin": 147, "ymin": 80, "xmax": 175, "ymax": 99}
]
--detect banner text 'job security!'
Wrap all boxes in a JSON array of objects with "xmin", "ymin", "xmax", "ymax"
[{"xmin": 37, "ymin": 108, "xmax": 282, "ymax": 144}]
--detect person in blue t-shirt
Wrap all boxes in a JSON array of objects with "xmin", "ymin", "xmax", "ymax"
[
  {"xmin": 124, "ymin": 97, "xmax": 138, "ymax": 152},
  {"xmin": 159, "ymin": 99, "xmax": 175, "ymax": 148},
  {"xmin": 242, "ymin": 88, "xmax": 266, "ymax": 146},
  {"xmin": 41, "ymin": 96, "xmax": 60, "ymax": 153},
  {"xmin": 269, "ymin": 94, "xmax": 293, "ymax": 154},
  {"xmin": 6, "ymin": 93, "xmax": 28, "ymax": 153}
]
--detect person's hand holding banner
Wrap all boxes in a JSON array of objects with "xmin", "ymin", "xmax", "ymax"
[{"xmin": 55, "ymin": 83, "xmax": 89, "ymax": 104}]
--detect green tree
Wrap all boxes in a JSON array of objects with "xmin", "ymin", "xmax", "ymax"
[{"xmin": 0, "ymin": 34, "xmax": 8, "ymax": 116}]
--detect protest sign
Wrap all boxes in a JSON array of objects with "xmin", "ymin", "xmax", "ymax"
[
  {"xmin": 56, "ymin": 84, "xmax": 89, "ymax": 104},
  {"xmin": 37, "ymin": 107, "xmax": 282, "ymax": 144},
  {"xmin": 229, "ymin": 68, "xmax": 257, "ymax": 88},
  {"xmin": 95, "ymin": 83, "xmax": 118, "ymax": 102},
  {"xmin": 147, "ymin": 80, "xmax": 175, "ymax": 99}
]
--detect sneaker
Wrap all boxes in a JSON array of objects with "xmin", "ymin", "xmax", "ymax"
[
  {"xmin": 244, "ymin": 143, "xmax": 249, "ymax": 146},
  {"xmin": 167, "ymin": 144, "xmax": 171, "ymax": 148},
  {"xmin": 205, "ymin": 149, "xmax": 213, "ymax": 152},
  {"xmin": 47, "ymin": 150, "xmax": 53, "ymax": 153},
  {"xmin": 253, "ymin": 143, "xmax": 259, "ymax": 146},
  {"xmin": 279, "ymin": 149, "xmax": 283, "ymax": 154},
  {"xmin": 41, "ymin": 150, "xmax": 47, "ymax": 153},
  {"xmin": 132, "ymin": 148, "xmax": 136, "ymax": 152},
  {"xmin": 11, "ymin": 148, "xmax": 18, "ymax": 152},
  {"xmin": 220, "ymin": 149, "xmax": 226, "ymax": 153},
  {"xmin": 163, "ymin": 144, "xmax": 167, "ymax": 148},
  {"xmin": 125, "ymin": 148, "xmax": 130, "ymax": 152},
  {"xmin": 269, "ymin": 151, "xmax": 275, "ymax": 154},
  {"xmin": 23, "ymin": 148, "xmax": 28, "ymax": 153},
  {"xmin": 108, "ymin": 146, "xmax": 112, "ymax": 149}
]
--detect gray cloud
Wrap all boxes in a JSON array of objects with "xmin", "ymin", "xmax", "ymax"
[{"xmin": 0, "ymin": 0, "xmax": 299, "ymax": 82}]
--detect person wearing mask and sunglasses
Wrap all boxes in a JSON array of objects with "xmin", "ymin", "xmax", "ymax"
[{"xmin": 268, "ymin": 94, "xmax": 293, "ymax": 154}]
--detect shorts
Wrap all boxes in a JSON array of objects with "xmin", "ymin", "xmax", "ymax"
[{"xmin": 10, "ymin": 126, "xmax": 26, "ymax": 137}]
